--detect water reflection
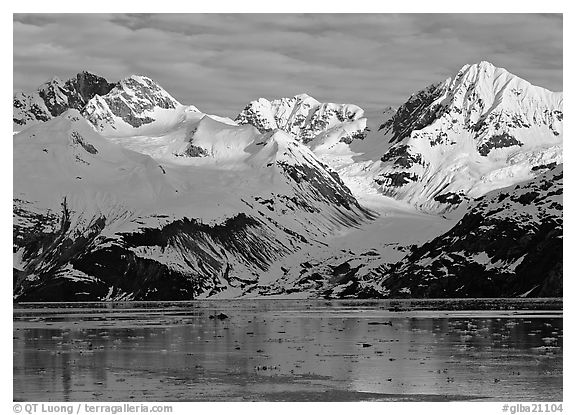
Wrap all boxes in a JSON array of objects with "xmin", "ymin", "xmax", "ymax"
[{"xmin": 13, "ymin": 299, "xmax": 562, "ymax": 401}]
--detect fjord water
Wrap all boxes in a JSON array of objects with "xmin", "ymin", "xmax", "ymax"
[{"xmin": 13, "ymin": 299, "xmax": 562, "ymax": 401}]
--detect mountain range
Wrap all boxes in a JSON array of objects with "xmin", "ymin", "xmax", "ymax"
[{"xmin": 12, "ymin": 61, "xmax": 563, "ymax": 301}]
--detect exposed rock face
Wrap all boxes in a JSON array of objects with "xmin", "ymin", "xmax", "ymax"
[
  {"xmin": 13, "ymin": 92, "xmax": 52, "ymax": 125},
  {"xmin": 379, "ymin": 165, "xmax": 563, "ymax": 298},
  {"xmin": 13, "ymin": 72, "xmax": 116, "ymax": 128},
  {"xmin": 13, "ymin": 210, "xmax": 292, "ymax": 301},
  {"xmin": 379, "ymin": 81, "xmax": 447, "ymax": 144},
  {"xmin": 477, "ymin": 132, "xmax": 524, "ymax": 156},
  {"xmin": 72, "ymin": 72, "xmax": 117, "ymax": 103}
]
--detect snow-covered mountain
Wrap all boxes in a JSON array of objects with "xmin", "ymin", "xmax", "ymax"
[
  {"xmin": 13, "ymin": 107, "xmax": 373, "ymax": 301},
  {"xmin": 13, "ymin": 72, "xmax": 116, "ymax": 130},
  {"xmin": 235, "ymin": 62, "xmax": 562, "ymax": 213},
  {"xmin": 369, "ymin": 61, "xmax": 563, "ymax": 212},
  {"xmin": 378, "ymin": 164, "xmax": 563, "ymax": 298},
  {"xmin": 12, "ymin": 62, "xmax": 563, "ymax": 301}
]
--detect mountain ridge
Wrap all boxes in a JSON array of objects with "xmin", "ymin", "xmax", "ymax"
[{"xmin": 12, "ymin": 61, "xmax": 563, "ymax": 300}]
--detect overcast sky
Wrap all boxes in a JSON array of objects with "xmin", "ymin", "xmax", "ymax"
[{"xmin": 13, "ymin": 13, "xmax": 562, "ymax": 117}]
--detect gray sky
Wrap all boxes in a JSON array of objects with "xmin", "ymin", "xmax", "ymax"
[{"xmin": 13, "ymin": 13, "xmax": 562, "ymax": 117}]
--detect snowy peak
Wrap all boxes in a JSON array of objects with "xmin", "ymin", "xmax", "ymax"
[
  {"xmin": 454, "ymin": 60, "xmax": 560, "ymax": 101},
  {"xmin": 13, "ymin": 71, "xmax": 116, "ymax": 129},
  {"xmin": 446, "ymin": 61, "xmax": 562, "ymax": 133},
  {"xmin": 381, "ymin": 61, "xmax": 562, "ymax": 146},
  {"xmin": 236, "ymin": 93, "xmax": 366, "ymax": 144},
  {"xmin": 373, "ymin": 61, "xmax": 563, "ymax": 212},
  {"xmin": 13, "ymin": 72, "xmax": 199, "ymax": 136},
  {"xmin": 82, "ymin": 75, "xmax": 192, "ymax": 135},
  {"xmin": 117, "ymin": 75, "xmax": 181, "ymax": 109}
]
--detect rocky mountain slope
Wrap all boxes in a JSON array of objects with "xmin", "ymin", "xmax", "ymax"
[
  {"xmin": 13, "ymin": 72, "xmax": 116, "ymax": 129},
  {"xmin": 379, "ymin": 164, "xmax": 563, "ymax": 298}
]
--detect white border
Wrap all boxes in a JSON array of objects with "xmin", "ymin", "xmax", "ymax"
[{"xmin": 3, "ymin": 3, "xmax": 572, "ymax": 414}]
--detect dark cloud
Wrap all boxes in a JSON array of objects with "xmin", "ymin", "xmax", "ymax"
[{"xmin": 13, "ymin": 13, "xmax": 562, "ymax": 117}]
